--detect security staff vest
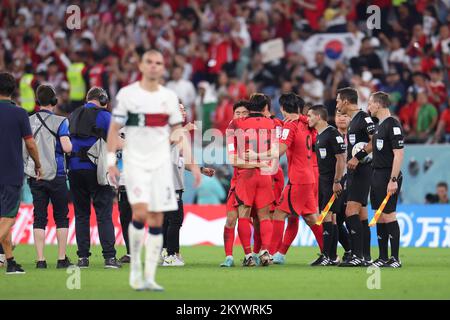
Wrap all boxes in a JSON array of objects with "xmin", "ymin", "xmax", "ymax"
[
  {"xmin": 67, "ymin": 62, "xmax": 86, "ymax": 101},
  {"xmin": 19, "ymin": 73, "xmax": 35, "ymax": 113},
  {"xmin": 24, "ymin": 112, "xmax": 66, "ymax": 180}
]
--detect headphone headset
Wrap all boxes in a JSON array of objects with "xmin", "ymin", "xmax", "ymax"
[
  {"xmin": 98, "ymin": 88, "xmax": 109, "ymax": 106},
  {"xmin": 36, "ymin": 85, "xmax": 58, "ymax": 107},
  {"xmin": 87, "ymin": 87, "xmax": 109, "ymax": 106}
]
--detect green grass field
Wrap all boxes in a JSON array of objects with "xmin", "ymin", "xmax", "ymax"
[{"xmin": 1, "ymin": 245, "xmax": 449, "ymax": 300}]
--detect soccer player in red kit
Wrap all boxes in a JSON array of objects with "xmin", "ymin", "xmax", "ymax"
[
  {"xmin": 226, "ymin": 95, "xmax": 277, "ymax": 267},
  {"xmin": 221, "ymin": 100, "xmax": 250, "ymax": 267},
  {"xmin": 246, "ymin": 93, "xmax": 323, "ymax": 265},
  {"xmin": 249, "ymin": 94, "xmax": 285, "ymax": 262}
]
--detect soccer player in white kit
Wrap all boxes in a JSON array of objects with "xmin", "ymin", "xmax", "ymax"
[{"xmin": 106, "ymin": 50, "xmax": 201, "ymax": 291}]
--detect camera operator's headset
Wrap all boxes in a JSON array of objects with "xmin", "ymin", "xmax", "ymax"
[
  {"xmin": 36, "ymin": 85, "xmax": 58, "ymax": 106},
  {"xmin": 96, "ymin": 88, "xmax": 109, "ymax": 106},
  {"xmin": 88, "ymin": 87, "xmax": 109, "ymax": 107}
]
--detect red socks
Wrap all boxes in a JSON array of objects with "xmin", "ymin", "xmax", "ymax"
[
  {"xmin": 223, "ymin": 226, "xmax": 235, "ymax": 256},
  {"xmin": 270, "ymin": 219, "xmax": 285, "ymax": 255},
  {"xmin": 279, "ymin": 216, "xmax": 299, "ymax": 255},
  {"xmin": 237, "ymin": 218, "xmax": 252, "ymax": 255},
  {"xmin": 253, "ymin": 226, "xmax": 261, "ymax": 254},
  {"xmin": 309, "ymin": 223, "xmax": 324, "ymax": 252},
  {"xmin": 259, "ymin": 219, "xmax": 273, "ymax": 251}
]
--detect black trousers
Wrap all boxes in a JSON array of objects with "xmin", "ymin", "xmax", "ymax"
[
  {"xmin": 68, "ymin": 170, "xmax": 116, "ymax": 259},
  {"xmin": 118, "ymin": 187, "xmax": 132, "ymax": 255},
  {"xmin": 163, "ymin": 191, "xmax": 184, "ymax": 256},
  {"xmin": 29, "ymin": 176, "xmax": 69, "ymax": 229}
]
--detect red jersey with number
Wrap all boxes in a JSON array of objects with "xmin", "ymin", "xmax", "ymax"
[{"xmin": 280, "ymin": 119, "xmax": 314, "ymax": 185}]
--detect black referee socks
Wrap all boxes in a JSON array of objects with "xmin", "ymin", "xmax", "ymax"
[
  {"xmin": 361, "ymin": 219, "xmax": 371, "ymax": 260},
  {"xmin": 376, "ymin": 223, "xmax": 389, "ymax": 261},
  {"xmin": 330, "ymin": 224, "xmax": 339, "ymax": 261},
  {"xmin": 346, "ymin": 215, "xmax": 363, "ymax": 258},
  {"xmin": 323, "ymin": 222, "xmax": 333, "ymax": 258},
  {"xmin": 386, "ymin": 221, "xmax": 400, "ymax": 260}
]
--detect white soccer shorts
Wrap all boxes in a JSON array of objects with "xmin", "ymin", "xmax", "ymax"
[{"xmin": 123, "ymin": 160, "xmax": 178, "ymax": 212}]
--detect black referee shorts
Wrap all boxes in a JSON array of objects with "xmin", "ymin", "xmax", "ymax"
[
  {"xmin": 346, "ymin": 163, "xmax": 372, "ymax": 206},
  {"xmin": 370, "ymin": 169, "xmax": 403, "ymax": 214},
  {"xmin": 318, "ymin": 175, "xmax": 339, "ymax": 213}
]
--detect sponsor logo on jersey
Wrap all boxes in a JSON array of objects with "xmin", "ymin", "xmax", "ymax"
[{"xmin": 281, "ymin": 129, "xmax": 290, "ymax": 140}]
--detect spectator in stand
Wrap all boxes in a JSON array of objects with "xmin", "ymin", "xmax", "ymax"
[
  {"xmin": 213, "ymin": 93, "xmax": 234, "ymax": 135},
  {"xmin": 433, "ymin": 97, "xmax": 450, "ymax": 143},
  {"xmin": 436, "ymin": 182, "xmax": 449, "ymax": 204},
  {"xmin": 406, "ymin": 91, "xmax": 438, "ymax": 143},
  {"xmin": 426, "ymin": 182, "xmax": 449, "ymax": 204},
  {"xmin": 350, "ymin": 36, "xmax": 384, "ymax": 78},
  {"xmin": 311, "ymin": 52, "xmax": 332, "ymax": 86},
  {"xmin": 427, "ymin": 67, "xmax": 447, "ymax": 112},
  {"xmin": 399, "ymin": 91, "xmax": 419, "ymax": 137},
  {"xmin": 166, "ymin": 66, "xmax": 196, "ymax": 120},
  {"xmin": 301, "ymin": 69, "xmax": 324, "ymax": 105}
]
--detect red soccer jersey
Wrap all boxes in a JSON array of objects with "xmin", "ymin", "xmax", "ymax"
[
  {"xmin": 226, "ymin": 114, "xmax": 277, "ymax": 173},
  {"xmin": 280, "ymin": 120, "xmax": 314, "ymax": 185}
]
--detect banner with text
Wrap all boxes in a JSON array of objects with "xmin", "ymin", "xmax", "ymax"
[{"xmin": 12, "ymin": 204, "xmax": 450, "ymax": 248}]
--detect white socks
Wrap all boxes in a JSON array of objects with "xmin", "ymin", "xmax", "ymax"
[
  {"xmin": 128, "ymin": 223, "xmax": 145, "ymax": 275},
  {"xmin": 144, "ymin": 233, "xmax": 163, "ymax": 283}
]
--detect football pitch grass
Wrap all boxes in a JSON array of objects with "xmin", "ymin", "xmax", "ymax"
[{"xmin": 1, "ymin": 245, "xmax": 449, "ymax": 300}]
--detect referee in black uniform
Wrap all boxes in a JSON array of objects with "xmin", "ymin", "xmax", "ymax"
[
  {"xmin": 307, "ymin": 105, "xmax": 346, "ymax": 266},
  {"xmin": 367, "ymin": 92, "xmax": 404, "ymax": 268},
  {"xmin": 336, "ymin": 87, "xmax": 375, "ymax": 267}
]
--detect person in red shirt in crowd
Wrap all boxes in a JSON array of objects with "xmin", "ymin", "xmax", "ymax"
[
  {"xmin": 213, "ymin": 94, "xmax": 234, "ymax": 135},
  {"xmin": 433, "ymin": 97, "xmax": 450, "ymax": 143},
  {"xmin": 226, "ymin": 95, "xmax": 277, "ymax": 267},
  {"xmin": 399, "ymin": 92, "xmax": 419, "ymax": 137},
  {"xmin": 428, "ymin": 67, "xmax": 447, "ymax": 110},
  {"xmin": 207, "ymin": 29, "xmax": 232, "ymax": 83},
  {"xmin": 246, "ymin": 93, "xmax": 323, "ymax": 266}
]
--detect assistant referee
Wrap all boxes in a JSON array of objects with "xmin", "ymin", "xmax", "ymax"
[{"xmin": 367, "ymin": 91, "xmax": 404, "ymax": 268}]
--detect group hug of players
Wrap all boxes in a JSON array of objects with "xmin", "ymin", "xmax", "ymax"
[{"xmin": 221, "ymin": 87, "xmax": 404, "ymax": 268}]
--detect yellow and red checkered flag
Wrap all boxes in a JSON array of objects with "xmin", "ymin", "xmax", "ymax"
[
  {"xmin": 316, "ymin": 193, "xmax": 336, "ymax": 226},
  {"xmin": 369, "ymin": 193, "xmax": 392, "ymax": 227}
]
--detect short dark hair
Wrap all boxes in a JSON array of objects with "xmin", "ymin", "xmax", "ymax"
[
  {"xmin": 249, "ymin": 93, "xmax": 270, "ymax": 112},
  {"xmin": 140, "ymin": 49, "xmax": 163, "ymax": 61},
  {"xmin": 279, "ymin": 92, "xmax": 299, "ymax": 114},
  {"xmin": 437, "ymin": 181, "xmax": 448, "ymax": 190},
  {"xmin": 86, "ymin": 86, "xmax": 108, "ymax": 105},
  {"xmin": 233, "ymin": 100, "xmax": 250, "ymax": 112},
  {"xmin": 371, "ymin": 91, "xmax": 390, "ymax": 109},
  {"xmin": 337, "ymin": 87, "xmax": 358, "ymax": 105},
  {"xmin": 36, "ymin": 85, "xmax": 56, "ymax": 106},
  {"xmin": 0, "ymin": 72, "xmax": 17, "ymax": 97},
  {"xmin": 309, "ymin": 104, "xmax": 328, "ymax": 121}
]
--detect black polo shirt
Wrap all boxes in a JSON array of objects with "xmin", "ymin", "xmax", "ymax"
[
  {"xmin": 372, "ymin": 116, "xmax": 404, "ymax": 169},
  {"xmin": 0, "ymin": 100, "xmax": 32, "ymax": 186}
]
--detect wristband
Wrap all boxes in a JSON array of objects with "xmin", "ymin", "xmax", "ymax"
[
  {"xmin": 106, "ymin": 152, "xmax": 117, "ymax": 168},
  {"xmin": 355, "ymin": 149, "xmax": 368, "ymax": 161},
  {"xmin": 334, "ymin": 179, "xmax": 341, "ymax": 184}
]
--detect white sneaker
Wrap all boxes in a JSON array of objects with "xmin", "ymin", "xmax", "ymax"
[
  {"xmin": 159, "ymin": 248, "xmax": 168, "ymax": 265},
  {"xmin": 162, "ymin": 255, "xmax": 185, "ymax": 267},
  {"xmin": 129, "ymin": 270, "xmax": 146, "ymax": 291},
  {"xmin": 176, "ymin": 253, "xmax": 184, "ymax": 263},
  {"xmin": 144, "ymin": 280, "xmax": 164, "ymax": 291}
]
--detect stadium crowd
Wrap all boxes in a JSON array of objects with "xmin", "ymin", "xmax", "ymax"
[{"xmin": 1, "ymin": 0, "xmax": 450, "ymax": 144}]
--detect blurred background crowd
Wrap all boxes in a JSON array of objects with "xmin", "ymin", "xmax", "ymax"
[{"xmin": 1, "ymin": 0, "xmax": 450, "ymax": 204}]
